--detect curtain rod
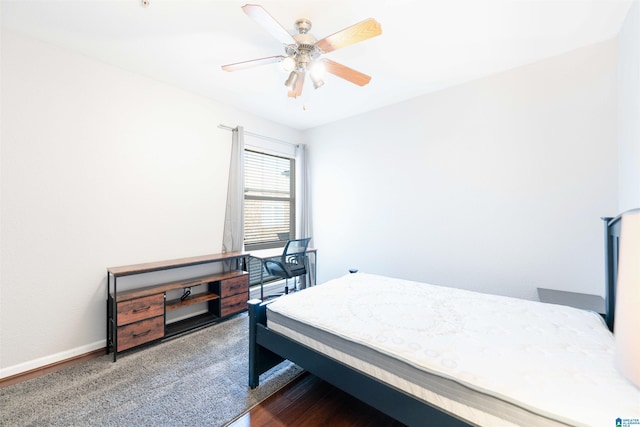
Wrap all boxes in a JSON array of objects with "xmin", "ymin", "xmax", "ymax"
[{"xmin": 218, "ymin": 124, "xmax": 299, "ymax": 148}]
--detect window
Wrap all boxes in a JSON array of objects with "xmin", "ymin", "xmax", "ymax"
[{"xmin": 244, "ymin": 149, "xmax": 295, "ymax": 250}]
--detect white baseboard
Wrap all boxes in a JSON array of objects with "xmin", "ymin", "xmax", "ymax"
[{"xmin": 0, "ymin": 340, "xmax": 105, "ymax": 380}]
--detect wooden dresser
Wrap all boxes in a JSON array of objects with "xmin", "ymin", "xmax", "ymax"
[{"xmin": 107, "ymin": 252, "xmax": 249, "ymax": 361}]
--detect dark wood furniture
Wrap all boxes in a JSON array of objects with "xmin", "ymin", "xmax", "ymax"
[
  {"xmin": 601, "ymin": 210, "xmax": 637, "ymax": 331},
  {"xmin": 247, "ymin": 299, "xmax": 469, "ymax": 427},
  {"xmin": 537, "ymin": 288, "xmax": 606, "ymax": 316},
  {"xmin": 248, "ymin": 212, "xmax": 628, "ymax": 426},
  {"xmin": 107, "ymin": 252, "xmax": 248, "ymax": 361}
]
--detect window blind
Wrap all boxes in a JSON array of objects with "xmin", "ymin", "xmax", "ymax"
[{"xmin": 244, "ymin": 150, "xmax": 295, "ymax": 249}]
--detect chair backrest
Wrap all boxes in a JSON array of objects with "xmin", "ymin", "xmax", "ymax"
[
  {"xmin": 260, "ymin": 238, "xmax": 311, "ymax": 281},
  {"xmin": 282, "ymin": 238, "xmax": 310, "ymax": 279},
  {"xmin": 282, "ymin": 237, "xmax": 311, "ymax": 260}
]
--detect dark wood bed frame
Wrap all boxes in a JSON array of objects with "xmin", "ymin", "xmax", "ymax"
[
  {"xmin": 248, "ymin": 210, "xmax": 633, "ymax": 426},
  {"xmin": 602, "ymin": 209, "xmax": 636, "ymax": 332}
]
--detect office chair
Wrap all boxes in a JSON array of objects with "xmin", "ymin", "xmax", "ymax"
[{"xmin": 264, "ymin": 237, "xmax": 311, "ymax": 295}]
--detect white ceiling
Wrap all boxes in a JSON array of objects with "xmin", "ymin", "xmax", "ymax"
[{"xmin": 1, "ymin": 0, "xmax": 633, "ymax": 130}]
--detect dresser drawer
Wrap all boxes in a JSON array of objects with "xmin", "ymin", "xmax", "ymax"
[
  {"xmin": 220, "ymin": 293, "xmax": 247, "ymax": 317},
  {"xmin": 117, "ymin": 294, "xmax": 164, "ymax": 326},
  {"xmin": 117, "ymin": 315, "xmax": 164, "ymax": 352},
  {"xmin": 220, "ymin": 275, "xmax": 249, "ymax": 297}
]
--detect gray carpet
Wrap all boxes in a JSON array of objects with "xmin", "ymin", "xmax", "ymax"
[{"xmin": 0, "ymin": 314, "xmax": 303, "ymax": 426}]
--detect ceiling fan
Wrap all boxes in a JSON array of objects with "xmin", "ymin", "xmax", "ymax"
[{"xmin": 221, "ymin": 4, "xmax": 382, "ymax": 98}]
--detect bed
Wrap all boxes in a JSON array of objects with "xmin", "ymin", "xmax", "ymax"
[{"xmin": 248, "ymin": 212, "xmax": 640, "ymax": 427}]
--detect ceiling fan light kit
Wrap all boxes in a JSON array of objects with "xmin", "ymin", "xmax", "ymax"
[
  {"xmin": 221, "ymin": 4, "xmax": 382, "ymax": 99},
  {"xmin": 281, "ymin": 56, "xmax": 296, "ymax": 72},
  {"xmin": 284, "ymin": 71, "xmax": 298, "ymax": 90},
  {"xmin": 310, "ymin": 74, "xmax": 324, "ymax": 90}
]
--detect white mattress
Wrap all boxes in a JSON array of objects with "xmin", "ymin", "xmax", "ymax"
[{"xmin": 266, "ymin": 273, "xmax": 640, "ymax": 427}]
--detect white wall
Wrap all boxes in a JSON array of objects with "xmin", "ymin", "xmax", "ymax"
[
  {"xmin": 0, "ymin": 21, "xmax": 629, "ymax": 378},
  {"xmin": 0, "ymin": 30, "xmax": 302, "ymax": 377},
  {"xmin": 618, "ymin": 0, "xmax": 640, "ymax": 211},
  {"xmin": 306, "ymin": 40, "xmax": 618, "ymax": 301}
]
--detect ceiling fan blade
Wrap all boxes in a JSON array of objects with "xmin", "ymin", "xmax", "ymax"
[
  {"xmin": 288, "ymin": 71, "xmax": 305, "ymax": 98},
  {"xmin": 316, "ymin": 18, "xmax": 382, "ymax": 53},
  {"xmin": 221, "ymin": 55, "xmax": 284, "ymax": 72},
  {"xmin": 242, "ymin": 4, "xmax": 296, "ymax": 46},
  {"xmin": 322, "ymin": 59, "xmax": 372, "ymax": 86}
]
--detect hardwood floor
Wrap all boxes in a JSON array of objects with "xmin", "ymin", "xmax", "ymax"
[{"xmin": 228, "ymin": 372, "xmax": 406, "ymax": 427}]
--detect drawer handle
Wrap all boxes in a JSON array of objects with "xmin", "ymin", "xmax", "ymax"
[
  {"xmin": 133, "ymin": 305, "xmax": 151, "ymax": 313},
  {"xmin": 133, "ymin": 329, "xmax": 151, "ymax": 338}
]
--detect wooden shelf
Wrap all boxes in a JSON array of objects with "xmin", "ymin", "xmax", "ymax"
[
  {"xmin": 165, "ymin": 292, "xmax": 220, "ymax": 311},
  {"xmin": 107, "ymin": 251, "xmax": 249, "ymax": 277},
  {"xmin": 115, "ymin": 270, "xmax": 247, "ymax": 302},
  {"xmin": 107, "ymin": 253, "xmax": 250, "ymax": 361},
  {"xmin": 165, "ymin": 313, "xmax": 219, "ymax": 338}
]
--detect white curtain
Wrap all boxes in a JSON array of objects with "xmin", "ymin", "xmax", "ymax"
[
  {"xmin": 296, "ymin": 144, "xmax": 311, "ymax": 240},
  {"xmin": 222, "ymin": 126, "xmax": 245, "ymax": 255},
  {"xmin": 296, "ymin": 144, "xmax": 313, "ymax": 287}
]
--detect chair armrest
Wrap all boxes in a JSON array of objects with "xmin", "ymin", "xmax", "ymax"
[{"xmin": 264, "ymin": 259, "xmax": 284, "ymax": 268}]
